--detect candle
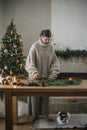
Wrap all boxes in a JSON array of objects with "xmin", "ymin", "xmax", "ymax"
[
  {"xmin": 12, "ymin": 76, "xmax": 17, "ymax": 85},
  {"xmin": 13, "ymin": 85, "xmax": 17, "ymax": 88},
  {"xmin": 68, "ymin": 77, "xmax": 73, "ymax": 81},
  {"xmin": 13, "ymin": 77, "xmax": 16, "ymax": 82}
]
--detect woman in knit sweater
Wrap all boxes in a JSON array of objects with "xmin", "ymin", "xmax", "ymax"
[{"xmin": 25, "ymin": 29, "xmax": 60, "ymax": 121}]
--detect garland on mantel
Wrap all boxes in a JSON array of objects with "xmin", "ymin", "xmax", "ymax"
[{"xmin": 55, "ymin": 48, "xmax": 87, "ymax": 60}]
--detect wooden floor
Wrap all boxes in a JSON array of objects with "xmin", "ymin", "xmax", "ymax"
[{"xmin": 0, "ymin": 117, "xmax": 87, "ymax": 130}]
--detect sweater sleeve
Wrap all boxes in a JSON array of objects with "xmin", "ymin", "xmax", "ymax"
[
  {"xmin": 25, "ymin": 45, "xmax": 38, "ymax": 75},
  {"xmin": 50, "ymin": 50, "xmax": 60, "ymax": 74}
]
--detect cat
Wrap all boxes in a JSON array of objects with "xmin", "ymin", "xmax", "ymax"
[{"xmin": 57, "ymin": 111, "xmax": 70, "ymax": 124}]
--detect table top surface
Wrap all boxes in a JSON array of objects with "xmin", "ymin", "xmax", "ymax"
[{"xmin": 0, "ymin": 80, "xmax": 87, "ymax": 90}]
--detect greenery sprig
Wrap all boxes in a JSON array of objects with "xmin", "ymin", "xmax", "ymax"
[
  {"xmin": 45, "ymin": 79, "xmax": 81, "ymax": 86},
  {"xmin": 55, "ymin": 48, "xmax": 87, "ymax": 60}
]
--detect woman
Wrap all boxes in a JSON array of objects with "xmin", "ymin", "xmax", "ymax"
[{"xmin": 25, "ymin": 29, "xmax": 60, "ymax": 121}]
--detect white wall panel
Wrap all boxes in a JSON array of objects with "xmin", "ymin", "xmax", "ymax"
[{"xmin": 51, "ymin": 0, "xmax": 87, "ymax": 50}]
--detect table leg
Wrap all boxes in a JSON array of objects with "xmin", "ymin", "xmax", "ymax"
[
  {"xmin": 12, "ymin": 96, "xmax": 18, "ymax": 125},
  {"xmin": 5, "ymin": 91, "xmax": 13, "ymax": 130}
]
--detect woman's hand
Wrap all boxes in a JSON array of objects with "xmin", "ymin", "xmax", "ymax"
[
  {"xmin": 33, "ymin": 72, "xmax": 40, "ymax": 79},
  {"xmin": 49, "ymin": 73, "xmax": 57, "ymax": 79}
]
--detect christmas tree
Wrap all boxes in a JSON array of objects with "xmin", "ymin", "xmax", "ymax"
[{"xmin": 0, "ymin": 18, "xmax": 28, "ymax": 79}]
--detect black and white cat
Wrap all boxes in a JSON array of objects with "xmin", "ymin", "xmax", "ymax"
[{"xmin": 57, "ymin": 112, "xmax": 70, "ymax": 124}]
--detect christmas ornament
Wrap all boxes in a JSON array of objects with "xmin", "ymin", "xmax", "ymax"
[
  {"xmin": 15, "ymin": 35, "xmax": 17, "ymax": 39},
  {"xmin": 2, "ymin": 78, "xmax": 9, "ymax": 85},
  {"xmin": 0, "ymin": 76, "xmax": 4, "ymax": 84},
  {"xmin": 0, "ymin": 18, "xmax": 28, "ymax": 78},
  {"xmin": 1, "ymin": 44, "xmax": 5, "ymax": 48},
  {"xmin": 9, "ymin": 70, "xmax": 13, "ymax": 76},
  {"xmin": 11, "ymin": 31, "xmax": 12, "ymax": 35},
  {"xmin": 1, "ymin": 69, "xmax": 4, "ymax": 74},
  {"xmin": 9, "ymin": 38, "xmax": 11, "ymax": 42},
  {"xmin": 4, "ymin": 66, "xmax": 8, "ymax": 70},
  {"xmin": 11, "ymin": 54, "xmax": 13, "ymax": 57},
  {"xmin": 15, "ymin": 49, "xmax": 17, "ymax": 54},
  {"xmin": 4, "ymin": 49, "xmax": 8, "ymax": 53},
  {"xmin": 6, "ymin": 75, "xmax": 12, "ymax": 83},
  {"xmin": 16, "ymin": 59, "xmax": 19, "ymax": 63},
  {"xmin": 20, "ymin": 64, "xmax": 22, "ymax": 68},
  {"xmin": 13, "ymin": 44, "xmax": 17, "ymax": 48},
  {"xmin": 19, "ymin": 38, "xmax": 22, "ymax": 42},
  {"xmin": 12, "ymin": 76, "xmax": 17, "ymax": 85}
]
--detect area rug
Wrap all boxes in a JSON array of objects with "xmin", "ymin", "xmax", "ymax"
[{"xmin": 34, "ymin": 114, "xmax": 87, "ymax": 129}]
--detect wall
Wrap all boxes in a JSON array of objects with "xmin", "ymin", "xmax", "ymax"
[
  {"xmin": 59, "ymin": 58, "xmax": 87, "ymax": 73},
  {"xmin": 51, "ymin": 0, "xmax": 87, "ymax": 50},
  {"xmin": 51, "ymin": 0, "xmax": 87, "ymax": 72},
  {"xmin": 0, "ymin": 0, "xmax": 51, "ymax": 56},
  {"xmin": 0, "ymin": 0, "xmax": 3, "ymax": 40}
]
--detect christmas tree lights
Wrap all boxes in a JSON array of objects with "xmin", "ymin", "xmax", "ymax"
[{"xmin": 0, "ymin": 18, "xmax": 28, "ymax": 79}]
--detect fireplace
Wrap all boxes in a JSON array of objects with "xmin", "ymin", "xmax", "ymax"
[
  {"xmin": 58, "ymin": 72, "xmax": 87, "ymax": 79},
  {"xmin": 50, "ymin": 73, "xmax": 87, "ymax": 114}
]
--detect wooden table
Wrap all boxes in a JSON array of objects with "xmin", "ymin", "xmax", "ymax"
[{"xmin": 0, "ymin": 80, "xmax": 87, "ymax": 130}]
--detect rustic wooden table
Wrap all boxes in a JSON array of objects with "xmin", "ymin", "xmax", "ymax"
[{"xmin": 0, "ymin": 80, "xmax": 87, "ymax": 130}]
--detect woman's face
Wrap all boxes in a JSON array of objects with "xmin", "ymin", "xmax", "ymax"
[{"xmin": 41, "ymin": 36, "xmax": 51, "ymax": 45}]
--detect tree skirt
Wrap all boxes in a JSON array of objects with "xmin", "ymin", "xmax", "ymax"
[{"xmin": 34, "ymin": 114, "xmax": 87, "ymax": 129}]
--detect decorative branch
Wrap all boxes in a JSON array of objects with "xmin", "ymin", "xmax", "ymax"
[{"xmin": 55, "ymin": 48, "xmax": 87, "ymax": 60}]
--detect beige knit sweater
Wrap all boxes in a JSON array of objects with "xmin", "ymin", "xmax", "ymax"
[{"xmin": 25, "ymin": 39, "xmax": 60, "ymax": 80}]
